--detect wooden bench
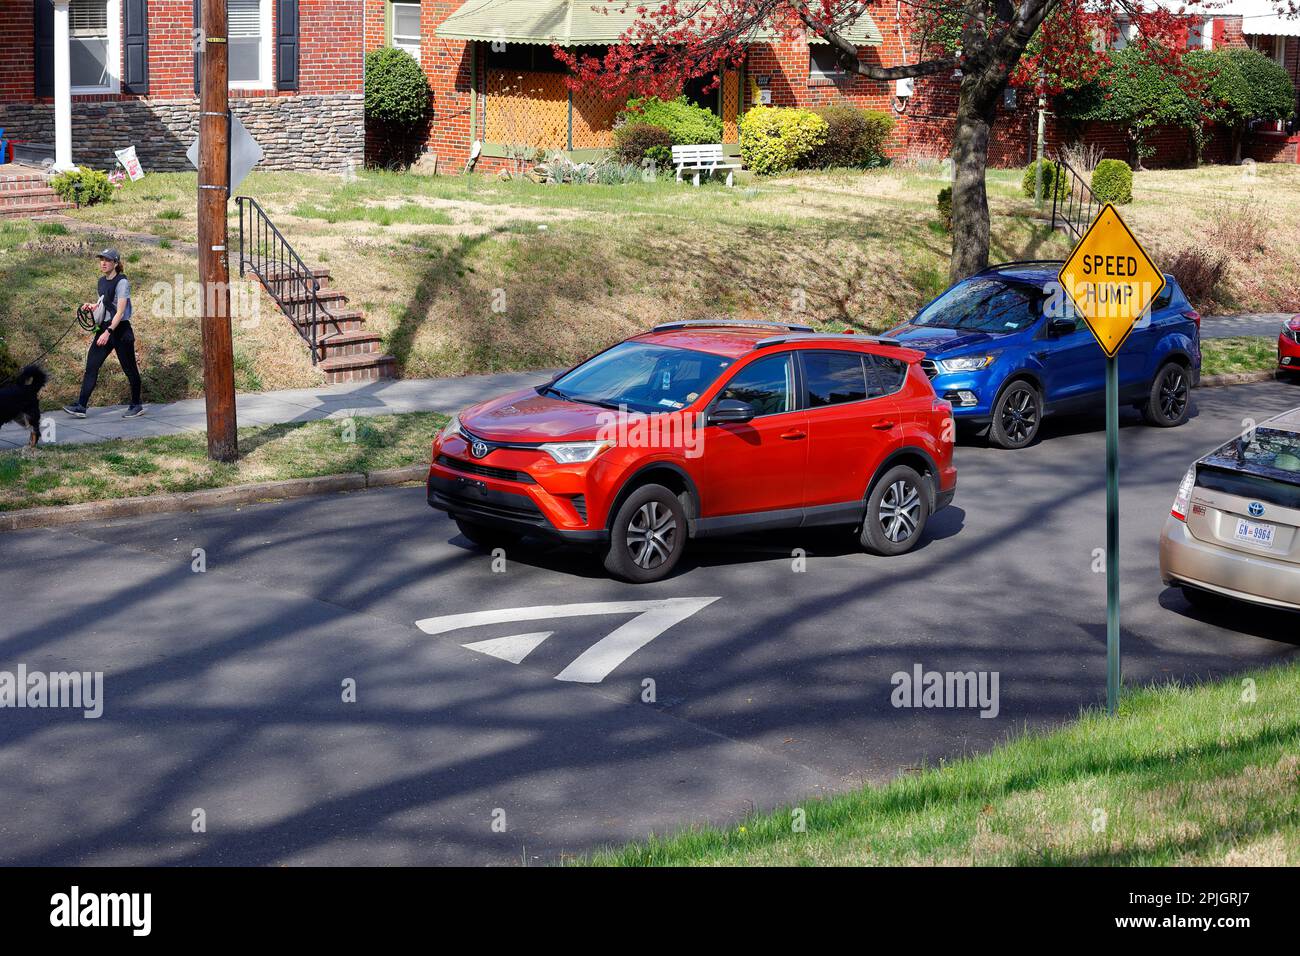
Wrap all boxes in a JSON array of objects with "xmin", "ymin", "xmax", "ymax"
[{"xmin": 672, "ymin": 144, "xmax": 741, "ymax": 187}]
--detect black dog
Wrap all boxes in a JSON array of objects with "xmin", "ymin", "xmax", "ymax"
[{"xmin": 0, "ymin": 365, "xmax": 48, "ymax": 448}]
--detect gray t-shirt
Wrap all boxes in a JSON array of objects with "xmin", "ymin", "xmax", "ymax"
[{"xmin": 98, "ymin": 274, "xmax": 132, "ymax": 325}]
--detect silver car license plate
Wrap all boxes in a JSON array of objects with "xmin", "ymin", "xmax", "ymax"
[{"xmin": 1233, "ymin": 517, "xmax": 1276, "ymax": 549}]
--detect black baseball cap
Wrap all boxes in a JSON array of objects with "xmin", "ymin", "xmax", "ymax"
[{"xmin": 95, "ymin": 248, "xmax": 121, "ymax": 263}]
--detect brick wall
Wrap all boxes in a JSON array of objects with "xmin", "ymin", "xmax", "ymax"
[{"xmin": 1, "ymin": 1, "xmax": 365, "ymax": 169}]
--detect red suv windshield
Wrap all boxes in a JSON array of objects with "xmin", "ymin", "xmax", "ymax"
[{"xmin": 549, "ymin": 341, "xmax": 735, "ymax": 414}]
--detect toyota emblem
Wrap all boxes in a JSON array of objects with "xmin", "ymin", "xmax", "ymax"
[
  {"xmin": 1248, "ymin": 501, "xmax": 1265, "ymax": 518},
  {"xmin": 470, "ymin": 440, "xmax": 490, "ymax": 459}
]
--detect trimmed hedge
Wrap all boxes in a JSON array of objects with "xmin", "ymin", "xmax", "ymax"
[
  {"xmin": 739, "ymin": 106, "xmax": 828, "ymax": 175},
  {"xmin": 364, "ymin": 47, "xmax": 430, "ymax": 125},
  {"xmin": 618, "ymin": 96, "xmax": 723, "ymax": 146},
  {"xmin": 1021, "ymin": 159, "xmax": 1065, "ymax": 200},
  {"xmin": 51, "ymin": 167, "xmax": 112, "ymax": 206},
  {"xmin": 808, "ymin": 105, "xmax": 893, "ymax": 168},
  {"xmin": 614, "ymin": 121, "xmax": 674, "ymax": 167},
  {"xmin": 937, "ymin": 186, "xmax": 952, "ymax": 232},
  {"xmin": 1091, "ymin": 159, "xmax": 1133, "ymax": 205}
]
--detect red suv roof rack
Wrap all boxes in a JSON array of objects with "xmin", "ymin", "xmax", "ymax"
[
  {"xmin": 753, "ymin": 332, "xmax": 903, "ymax": 349},
  {"xmin": 651, "ymin": 319, "xmax": 815, "ymax": 333}
]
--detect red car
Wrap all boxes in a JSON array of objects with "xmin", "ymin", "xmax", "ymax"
[
  {"xmin": 428, "ymin": 321, "xmax": 957, "ymax": 582},
  {"xmin": 1280, "ymin": 316, "xmax": 1300, "ymax": 377}
]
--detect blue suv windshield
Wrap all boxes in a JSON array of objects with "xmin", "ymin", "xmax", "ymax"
[
  {"xmin": 548, "ymin": 341, "xmax": 733, "ymax": 414},
  {"xmin": 913, "ymin": 278, "xmax": 1042, "ymax": 334}
]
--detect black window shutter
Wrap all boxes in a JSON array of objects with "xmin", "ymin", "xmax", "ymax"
[
  {"xmin": 276, "ymin": 0, "xmax": 299, "ymax": 91},
  {"xmin": 123, "ymin": 0, "xmax": 150, "ymax": 94},
  {"xmin": 193, "ymin": 1, "xmax": 201, "ymax": 95},
  {"xmin": 34, "ymin": 0, "xmax": 54, "ymax": 98}
]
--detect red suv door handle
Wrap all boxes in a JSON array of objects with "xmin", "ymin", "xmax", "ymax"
[
  {"xmin": 780, "ymin": 429, "xmax": 807, "ymax": 440},
  {"xmin": 873, "ymin": 421, "xmax": 897, "ymax": 430}
]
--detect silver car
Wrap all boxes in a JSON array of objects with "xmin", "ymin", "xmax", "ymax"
[{"xmin": 1159, "ymin": 407, "xmax": 1300, "ymax": 612}]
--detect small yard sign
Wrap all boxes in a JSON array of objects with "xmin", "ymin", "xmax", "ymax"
[
  {"xmin": 114, "ymin": 146, "xmax": 145, "ymax": 181},
  {"xmin": 1057, "ymin": 203, "xmax": 1165, "ymax": 357}
]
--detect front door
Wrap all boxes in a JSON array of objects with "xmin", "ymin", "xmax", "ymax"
[{"xmin": 698, "ymin": 352, "xmax": 808, "ymax": 518}]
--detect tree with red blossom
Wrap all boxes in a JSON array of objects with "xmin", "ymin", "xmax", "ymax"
[{"xmin": 559, "ymin": 1, "xmax": 1291, "ymax": 281}]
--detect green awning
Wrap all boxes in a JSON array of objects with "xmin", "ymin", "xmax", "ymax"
[{"xmin": 436, "ymin": 0, "xmax": 881, "ymax": 47}]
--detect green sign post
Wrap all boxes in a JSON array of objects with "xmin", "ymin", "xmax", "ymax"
[{"xmin": 1058, "ymin": 204, "xmax": 1166, "ymax": 715}]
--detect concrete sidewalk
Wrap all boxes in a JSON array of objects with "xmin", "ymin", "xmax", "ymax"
[{"xmin": 1, "ymin": 369, "xmax": 556, "ymax": 449}]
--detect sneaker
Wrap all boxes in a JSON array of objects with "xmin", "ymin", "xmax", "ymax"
[
  {"xmin": 123, "ymin": 405, "xmax": 145, "ymax": 419},
  {"xmin": 63, "ymin": 404, "xmax": 87, "ymax": 418}
]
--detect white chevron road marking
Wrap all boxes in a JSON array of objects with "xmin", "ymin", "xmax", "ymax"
[
  {"xmin": 460, "ymin": 631, "xmax": 554, "ymax": 664},
  {"xmin": 415, "ymin": 597, "xmax": 720, "ymax": 683}
]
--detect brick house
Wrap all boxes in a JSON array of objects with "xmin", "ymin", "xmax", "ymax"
[
  {"xmin": 0, "ymin": 1, "xmax": 366, "ymax": 172},
  {"xmin": 0, "ymin": 1, "xmax": 1295, "ymax": 176},
  {"xmin": 378, "ymin": 0, "xmax": 1298, "ymax": 171}
]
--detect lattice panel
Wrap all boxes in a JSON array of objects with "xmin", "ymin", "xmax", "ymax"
[
  {"xmin": 485, "ymin": 70, "xmax": 569, "ymax": 150},
  {"xmin": 571, "ymin": 88, "xmax": 621, "ymax": 148},
  {"xmin": 722, "ymin": 71, "xmax": 739, "ymax": 144}
]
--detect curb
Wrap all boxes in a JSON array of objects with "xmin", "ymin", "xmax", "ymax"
[
  {"xmin": 1196, "ymin": 370, "xmax": 1279, "ymax": 388},
  {"xmin": 0, "ymin": 464, "xmax": 428, "ymax": 533}
]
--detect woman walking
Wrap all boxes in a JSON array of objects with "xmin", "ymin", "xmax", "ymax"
[{"xmin": 63, "ymin": 248, "xmax": 144, "ymax": 419}]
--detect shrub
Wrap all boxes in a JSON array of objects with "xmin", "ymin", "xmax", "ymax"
[
  {"xmin": 1167, "ymin": 246, "xmax": 1226, "ymax": 306},
  {"xmin": 618, "ymin": 96, "xmax": 722, "ymax": 146},
  {"xmin": 739, "ymin": 106, "xmax": 828, "ymax": 175},
  {"xmin": 364, "ymin": 47, "xmax": 430, "ymax": 125},
  {"xmin": 1021, "ymin": 159, "xmax": 1065, "ymax": 200},
  {"xmin": 50, "ymin": 167, "xmax": 112, "ymax": 206},
  {"xmin": 614, "ymin": 121, "xmax": 674, "ymax": 167},
  {"xmin": 937, "ymin": 187, "xmax": 952, "ymax": 232},
  {"xmin": 807, "ymin": 105, "xmax": 893, "ymax": 168},
  {"xmin": 1091, "ymin": 159, "xmax": 1133, "ymax": 205}
]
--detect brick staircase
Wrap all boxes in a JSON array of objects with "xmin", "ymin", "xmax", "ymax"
[
  {"xmin": 0, "ymin": 165, "xmax": 72, "ymax": 218},
  {"xmin": 236, "ymin": 196, "xmax": 396, "ymax": 384},
  {"xmin": 267, "ymin": 268, "xmax": 396, "ymax": 383}
]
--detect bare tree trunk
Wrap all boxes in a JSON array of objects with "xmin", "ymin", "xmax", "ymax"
[{"xmin": 949, "ymin": 81, "xmax": 1000, "ymax": 282}]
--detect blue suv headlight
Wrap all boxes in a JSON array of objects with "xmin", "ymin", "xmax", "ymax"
[{"xmin": 938, "ymin": 354, "xmax": 995, "ymax": 373}]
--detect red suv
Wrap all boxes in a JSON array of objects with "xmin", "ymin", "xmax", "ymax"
[{"xmin": 427, "ymin": 321, "xmax": 957, "ymax": 582}]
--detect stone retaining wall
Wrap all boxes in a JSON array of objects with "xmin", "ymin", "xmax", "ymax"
[{"xmin": 0, "ymin": 95, "xmax": 363, "ymax": 173}]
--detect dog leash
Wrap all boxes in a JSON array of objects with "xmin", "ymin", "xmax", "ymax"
[{"xmin": 0, "ymin": 306, "xmax": 97, "ymax": 389}]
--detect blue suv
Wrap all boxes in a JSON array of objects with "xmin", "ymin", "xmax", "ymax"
[{"xmin": 886, "ymin": 261, "xmax": 1202, "ymax": 449}]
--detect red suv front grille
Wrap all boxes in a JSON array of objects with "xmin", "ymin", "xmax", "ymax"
[{"xmin": 435, "ymin": 454, "xmax": 535, "ymax": 484}]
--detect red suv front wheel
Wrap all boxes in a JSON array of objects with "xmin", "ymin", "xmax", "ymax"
[{"xmin": 603, "ymin": 484, "xmax": 687, "ymax": 583}]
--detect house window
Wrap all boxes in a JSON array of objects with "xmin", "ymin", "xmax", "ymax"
[
  {"xmin": 70, "ymin": 0, "xmax": 119, "ymax": 93},
  {"xmin": 228, "ymin": 0, "xmax": 272, "ymax": 89},
  {"xmin": 391, "ymin": 2, "xmax": 421, "ymax": 60},
  {"xmin": 1188, "ymin": 18, "xmax": 1213, "ymax": 50},
  {"xmin": 1112, "ymin": 20, "xmax": 1137, "ymax": 50},
  {"xmin": 809, "ymin": 46, "xmax": 847, "ymax": 85}
]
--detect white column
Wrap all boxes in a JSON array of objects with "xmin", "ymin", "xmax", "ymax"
[{"xmin": 51, "ymin": 0, "xmax": 75, "ymax": 172}]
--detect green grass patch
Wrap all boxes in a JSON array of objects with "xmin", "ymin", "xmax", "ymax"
[
  {"xmin": 583, "ymin": 663, "xmax": 1300, "ymax": 866},
  {"xmin": 1201, "ymin": 337, "xmax": 1279, "ymax": 377},
  {"xmin": 0, "ymin": 411, "xmax": 446, "ymax": 511}
]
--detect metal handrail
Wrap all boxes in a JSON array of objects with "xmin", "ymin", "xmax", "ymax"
[
  {"xmin": 1049, "ymin": 155, "xmax": 1100, "ymax": 243},
  {"xmin": 235, "ymin": 195, "xmax": 324, "ymax": 365}
]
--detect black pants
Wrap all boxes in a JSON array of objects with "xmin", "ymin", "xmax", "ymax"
[{"xmin": 78, "ymin": 323, "xmax": 142, "ymax": 407}]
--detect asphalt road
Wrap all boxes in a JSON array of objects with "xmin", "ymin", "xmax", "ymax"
[
  {"xmin": 1, "ymin": 380, "xmax": 1298, "ymax": 866},
  {"xmin": 1201, "ymin": 313, "xmax": 1292, "ymax": 339}
]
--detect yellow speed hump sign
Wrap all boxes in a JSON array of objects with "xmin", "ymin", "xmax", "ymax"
[{"xmin": 1057, "ymin": 203, "xmax": 1166, "ymax": 357}]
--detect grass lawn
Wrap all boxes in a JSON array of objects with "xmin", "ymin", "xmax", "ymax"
[
  {"xmin": 1201, "ymin": 336, "xmax": 1283, "ymax": 377},
  {"xmin": 583, "ymin": 662, "xmax": 1300, "ymax": 866},
  {"xmin": 4, "ymin": 162, "xmax": 1298, "ymax": 407},
  {"xmin": 0, "ymin": 411, "xmax": 444, "ymax": 511}
]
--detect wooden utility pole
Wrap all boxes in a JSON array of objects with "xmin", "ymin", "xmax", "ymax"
[{"xmin": 198, "ymin": 0, "xmax": 237, "ymax": 461}]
